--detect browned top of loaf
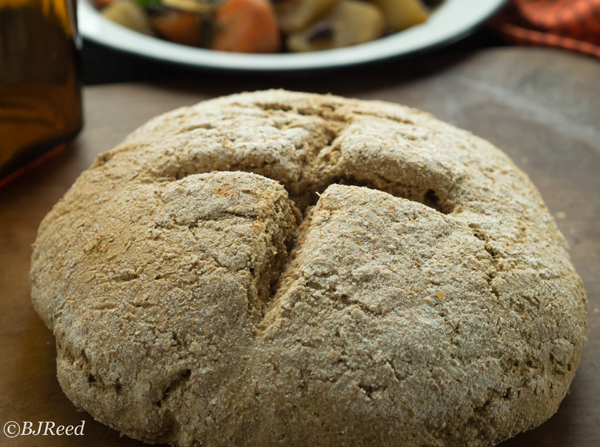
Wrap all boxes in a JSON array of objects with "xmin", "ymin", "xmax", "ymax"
[{"xmin": 30, "ymin": 90, "xmax": 587, "ymax": 447}]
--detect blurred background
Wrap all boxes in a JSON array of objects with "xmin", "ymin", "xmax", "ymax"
[{"xmin": 79, "ymin": 0, "xmax": 600, "ymax": 84}]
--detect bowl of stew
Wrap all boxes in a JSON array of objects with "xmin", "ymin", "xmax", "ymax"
[{"xmin": 78, "ymin": 0, "xmax": 508, "ymax": 72}]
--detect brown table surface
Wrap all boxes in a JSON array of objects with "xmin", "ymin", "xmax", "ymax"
[{"xmin": 1, "ymin": 47, "xmax": 598, "ymax": 447}]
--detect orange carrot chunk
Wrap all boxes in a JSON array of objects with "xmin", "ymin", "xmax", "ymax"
[
  {"xmin": 151, "ymin": 10, "xmax": 202, "ymax": 47},
  {"xmin": 212, "ymin": 0, "xmax": 281, "ymax": 53}
]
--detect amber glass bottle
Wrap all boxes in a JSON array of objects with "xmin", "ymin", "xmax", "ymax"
[{"xmin": 0, "ymin": 0, "xmax": 83, "ymax": 180}]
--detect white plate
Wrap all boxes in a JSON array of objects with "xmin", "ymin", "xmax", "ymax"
[{"xmin": 78, "ymin": 0, "xmax": 507, "ymax": 72}]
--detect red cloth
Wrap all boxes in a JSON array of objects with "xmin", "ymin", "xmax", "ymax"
[{"xmin": 490, "ymin": 0, "xmax": 600, "ymax": 58}]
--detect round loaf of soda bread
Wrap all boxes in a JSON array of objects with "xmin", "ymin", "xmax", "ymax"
[{"xmin": 30, "ymin": 90, "xmax": 587, "ymax": 447}]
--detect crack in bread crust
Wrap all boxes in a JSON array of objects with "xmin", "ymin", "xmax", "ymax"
[{"xmin": 30, "ymin": 90, "xmax": 587, "ymax": 447}]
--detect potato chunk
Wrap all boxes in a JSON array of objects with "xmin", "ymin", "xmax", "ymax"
[
  {"xmin": 102, "ymin": 0, "xmax": 154, "ymax": 36},
  {"xmin": 287, "ymin": 0, "xmax": 384, "ymax": 52},
  {"xmin": 275, "ymin": 0, "xmax": 339, "ymax": 34},
  {"xmin": 371, "ymin": 0, "xmax": 429, "ymax": 31}
]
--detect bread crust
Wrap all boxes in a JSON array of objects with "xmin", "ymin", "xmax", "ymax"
[{"xmin": 30, "ymin": 90, "xmax": 587, "ymax": 447}]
